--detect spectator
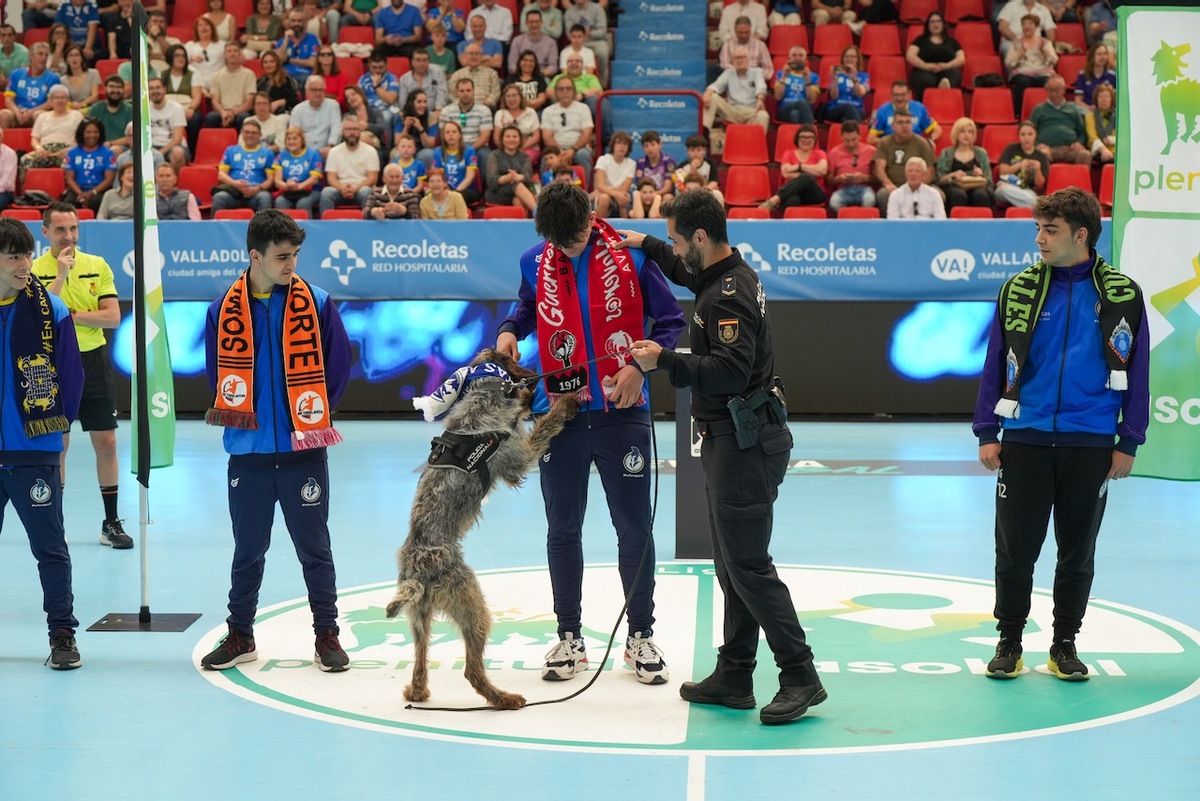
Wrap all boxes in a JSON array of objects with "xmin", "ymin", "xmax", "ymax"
[
  {"xmin": 1005, "ymin": 13, "xmax": 1058, "ymax": 116},
  {"xmin": 719, "ymin": 16, "xmax": 773, "ymax": 75},
  {"xmin": 1075, "ymin": 43, "xmax": 1116, "ymax": 111},
  {"xmin": 0, "ymin": 25, "xmax": 30, "ymax": 94},
  {"xmin": 1, "ymin": 42, "xmax": 60, "ymax": 129},
  {"xmin": 826, "ymin": 45, "xmax": 869, "ymax": 124},
  {"xmin": 365, "ymin": 161, "xmax": 420, "ymax": 218},
  {"xmin": 1041, "ymin": 0, "xmax": 1078, "ymax": 25},
  {"xmin": 147, "ymin": 76, "xmax": 190, "ymax": 172},
  {"xmin": 549, "ymin": 52, "xmax": 601, "ymax": 112},
  {"xmin": 23, "ymin": 0, "xmax": 63, "ymax": 32},
  {"xmin": 375, "ymin": 0, "xmax": 424, "ymax": 59},
  {"xmin": 290, "ymin": 75, "xmax": 343, "ymax": 159},
  {"xmin": 258, "ymin": 50, "xmax": 301, "ymax": 113},
  {"xmin": 702, "ymin": 47, "xmax": 769, "ymax": 134},
  {"xmin": 243, "ymin": 0, "xmax": 283, "ymax": 58},
  {"xmin": 46, "ymin": 23, "xmax": 70, "ymax": 75},
  {"xmin": 761, "ymin": 124, "xmax": 827, "ymax": 211},
  {"xmin": 426, "ymin": 0, "xmax": 467, "ymax": 46},
  {"xmin": 540, "ymin": 76, "xmax": 594, "ymax": 186},
  {"xmin": 431, "ymin": 119, "xmax": 480, "ymax": 205},
  {"xmin": 452, "ymin": 44, "xmax": 502, "ymax": 110},
  {"xmin": 629, "ymin": 177, "xmax": 662, "ymax": 219},
  {"xmin": 394, "ymin": 88, "xmax": 439, "ymax": 163},
  {"xmin": 826, "ymin": 120, "xmax": 877, "ymax": 212},
  {"xmin": 468, "ymin": 0, "xmax": 514, "ymax": 45},
  {"xmin": 155, "ymin": 163, "xmax": 202, "ymax": 220},
  {"xmin": 773, "ymin": 46, "xmax": 819, "ymax": 124},
  {"xmin": 994, "ymin": 120, "xmax": 1048, "ymax": 208},
  {"xmin": 494, "ymin": 83, "xmax": 540, "ymax": 164},
  {"xmin": 521, "ymin": 0, "xmax": 563, "ymax": 41},
  {"xmin": 342, "ymin": 0, "xmax": 377, "ymax": 31},
  {"xmin": 1086, "ymin": 1, "xmax": 1116, "ymax": 48},
  {"xmin": 343, "ymin": 84, "xmax": 387, "ymax": 153},
  {"xmin": 936, "ymin": 117, "xmax": 994, "ymax": 214},
  {"xmin": 60, "ymin": 45, "xmax": 99, "ymax": 111},
  {"xmin": 418, "ymin": 167, "xmax": 468, "ymax": 218},
  {"xmin": 314, "ymin": 0, "xmax": 345, "ymax": 43},
  {"xmin": 161, "ymin": 44, "xmax": 203, "ymax": 147},
  {"xmin": 391, "ymin": 132, "xmax": 426, "ymax": 191},
  {"xmin": 312, "ymin": 45, "xmax": 348, "ymax": 109},
  {"xmin": 717, "ymin": 0, "xmax": 767, "ymax": 46},
  {"xmin": 186, "ymin": 17, "xmax": 226, "ymax": 90},
  {"xmin": 203, "ymin": 0, "xmax": 238, "ymax": 43},
  {"xmin": 54, "ymin": 0, "xmax": 102, "ymax": 61},
  {"xmin": 206, "ymin": 42, "xmax": 259, "ymax": 132},
  {"xmin": 1086, "ymin": 83, "xmax": 1116, "ymax": 165},
  {"xmin": 562, "ymin": 0, "xmax": 609, "ymax": 85},
  {"xmin": 20, "ymin": 84, "xmax": 80, "ymax": 175},
  {"xmin": 1030, "ymin": 75, "xmax": 1090, "ymax": 165},
  {"xmin": 145, "ymin": 11, "xmax": 177, "ymax": 73},
  {"xmin": 810, "ymin": 0, "xmax": 857, "ymax": 28},
  {"xmin": 769, "ymin": 0, "xmax": 802, "ymax": 27},
  {"xmin": 873, "ymin": 108, "xmax": 935, "ymax": 214},
  {"xmin": 998, "ymin": 0, "xmax": 1056, "ymax": 58},
  {"xmin": 97, "ymin": 160, "xmax": 136, "ymax": 219},
  {"xmin": 359, "ymin": 49, "xmax": 399, "ymax": 126},
  {"xmin": 319, "ymin": 118, "xmax": 380, "ymax": 215},
  {"xmin": 276, "ymin": 9, "xmax": 320, "ymax": 83},
  {"xmin": 424, "ymin": 24, "xmax": 458, "ymax": 77},
  {"xmin": 212, "ymin": 118, "xmax": 276, "ymax": 213},
  {"xmin": 559, "ymin": 25, "xmax": 597, "ymax": 78},
  {"xmin": 442, "ymin": 77, "xmax": 494, "ymax": 163},
  {"xmin": 297, "ymin": 0, "xmax": 331, "ymax": 45},
  {"xmin": 102, "ymin": 0, "xmax": 135, "ymax": 61},
  {"xmin": 0, "ymin": 128, "xmax": 16, "ymax": 211},
  {"xmin": 907, "ymin": 12, "xmax": 965, "ymax": 100},
  {"xmin": 87, "ymin": 75, "xmax": 130, "ymax": 156},
  {"xmin": 671, "ymin": 134, "xmax": 722, "ymax": 200},
  {"xmin": 536, "ymin": 144, "xmax": 569, "ymax": 187},
  {"xmin": 485, "ymin": 124, "xmax": 536, "ymax": 213},
  {"xmin": 398, "ymin": 48, "xmax": 449, "ymax": 114},
  {"xmin": 592, "ymin": 130, "xmax": 634, "ymax": 218},
  {"xmin": 458, "ymin": 16, "xmax": 504, "ymax": 72},
  {"xmin": 509, "ymin": 10, "xmax": 558, "ymax": 78},
  {"xmin": 505, "ymin": 50, "xmax": 549, "ymax": 112},
  {"xmin": 887, "ymin": 156, "xmax": 946, "ymax": 218},
  {"xmin": 62, "ymin": 117, "xmax": 115, "ymax": 213},
  {"xmin": 634, "ymin": 130, "xmax": 675, "ymax": 201},
  {"xmin": 868, "ymin": 80, "xmax": 940, "ymax": 144},
  {"xmin": 273, "ymin": 125, "xmax": 324, "ymax": 214}
]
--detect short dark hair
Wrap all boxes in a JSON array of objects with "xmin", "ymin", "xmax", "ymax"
[
  {"xmin": 661, "ymin": 189, "xmax": 727, "ymax": 246},
  {"xmin": 534, "ymin": 182, "xmax": 592, "ymax": 247},
  {"xmin": 1033, "ymin": 187, "xmax": 1102, "ymax": 250},
  {"xmin": 0, "ymin": 216, "xmax": 35, "ymax": 255},
  {"xmin": 247, "ymin": 208, "xmax": 306, "ymax": 256},
  {"xmin": 840, "ymin": 120, "xmax": 861, "ymax": 135},
  {"xmin": 685, "ymin": 135, "xmax": 708, "ymax": 149},
  {"xmin": 641, "ymin": 130, "xmax": 661, "ymax": 144},
  {"xmin": 104, "ymin": 73, "xmax": 124, "ymax": 86},
  {"xmin": 42, "ymin": 202, "xmax": 78, "ymax": 227},
  {"xmin": 569, "ymin": 23, "xmax": 586, "ymax": 35},
  {"xmin": 74, "ymin": 117, "xmax": 103, "ymax": 147},
  {"xmin": 368, "ymin": 47, "xmax": 387, "ymax": 64}
]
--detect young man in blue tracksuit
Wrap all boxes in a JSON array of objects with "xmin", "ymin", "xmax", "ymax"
[
  {"xmin": 201, "ymin": 209, "xmax": 353, "ymax": 672},
  {"xmin": 974, "ymin": 187, "xmax": 1149, "ymax": 682},
  {"xmin": 497, "ymin": 181, "xmax": 685, "ymax": 685},
  {"xmin": 0, "ymin": 217, "xmax": 84, "ymax": 669}
]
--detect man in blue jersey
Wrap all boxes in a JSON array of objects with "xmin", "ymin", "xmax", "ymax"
[
  {"xmin": 0, "ymin": 42, "xmax": 59, "ymax": 128},
  {"xmin": 55, "ymin": 0, "xmax": 102, "ymax": 61},
  {"xmin": 276, "ymin": 9, "xmax": 321, "ymax": 84},
  {"xmin": 868, "ymin": 80, "xmax": 941, "ymax": 144},
  {"xmin": 358, "ymin": 49, "xmax": 400, "ymax": 127},
  {"xmin": 495, "ymin": 181, "xmax": 685, "ymax": 686},
  {"xmin": 212, "ymin": 119, "xmax": 276, "ymax": 213}
]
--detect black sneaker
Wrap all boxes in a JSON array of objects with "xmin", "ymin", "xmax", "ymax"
[
  {"xmin": 1048, "ymin": 641, "xmax": 1090, "ymax": 681},
  {"xmin": 679, "ymin": 672, "xmax": 756, "ymax": 709},
  {"xmin": 759, "ymin": 683, "xmax": 828, "ymax": 725},
  {"xmin": 46, "ymin": 629, "xmax": 82, "ymax": 670},
  {"xmin": 201, "ymin": 628, "xmax": 257, "ymax": 670},
  {"xmin": 986, "ymin": 639, "xmax": 1024, "ymax": 679},
  {"xmin": 99, "ymin": 519, "xmax": 134, "ymax": 549},
  {"xmin": 314, "ymin": 629, "xmax": 349, "ymax": 672}
]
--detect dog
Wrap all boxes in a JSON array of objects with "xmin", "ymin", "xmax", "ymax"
[{"xmin": 386, "ymin": 349, "xmax": 578, "ymax": 709}]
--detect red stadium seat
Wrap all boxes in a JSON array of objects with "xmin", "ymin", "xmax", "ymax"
[
  {"xmin": 172, "ymin": 0, "xmax": 207, "ymax": 26},
  {"xmin": 177, "ymin": 165, "xmax": 218, "ymax": 210},
  {"xmin": 837, "ymin": 206, "xmax": 881, "ymax": 219},
  {"xmin": 772, "ymin": 123, "xmax": 803, "ymax": 162},
  {"xmin": 1099, "ymin": 163, "xmax": 1115, "ymax": 212},
  {"xmin": 944, "ymin": 0, "xmax": 986, "ymax": 24},
  {"xmin": 1, "ymin": 208, "xmax": 44, "ymax": 221},
  {"xmin": 193, "ymin": 128, "xmax": 238, "ymax": 167},
  {"xmin": 783, "ymin": 206, "xmax": 827, "ymax": 219},
  {"xmin": 981, "ymin": 124, "xmax": 1018, "ymax": 164},
  {"xmin": 970, "ymin": 87, "xmax": 1016, "ymax": 124},
  {"xmin": 950, "ymin": 206, "xmax": 994, "ymax": 218},
  {"xmin": 2, "ymin": 127, "xmax": 33, "ymax": 154},
  {"xmin": 482, "ymin": 205, "xmax": 527, "ymax": 219},
  {"xmin": 244, "ymin": 59, "xmax": 263, "ymax": 78},
  {"xmin": 722, "ymin": 166, "xmax": 772, "ymax": 207},
  {"xmin": 1054, "ymin": 24, "xmax": 1088, "ymax": 54},
  {"xmin": 1045, "ymin": 163, "xmax": 1094, "ymax": 195},
  {"xmin": 923, "ymin": 88, "xmax": 966, "ymax": 123},
  {"xmin": 226, "ymin": 0, "xmax": 253, "ymax": 22},
  {"xmin": 1020, "ymin": 87, "xmax": 1048, "ymax": 122},
  {"xmin": 728, "ymin": 207, "xmax": 771, "ymax": 219},
  {"xmin": 213, "ymin": 209, "xmax": 256, "ymax": 220},
  {"xmin": 859, "ymin": 24, "xmax": 902, "ymax": 57},
  {"xmin": 721, "ymin": 124, "xmax": 769, "ymax": 165},
  {"xmin": 812, "ymin": 24, "xmax": 853, "ymax": 57},
  {"xmin": 22, "ymin": 28, "xmax": 50, "ymax": 46},
  {"xmin": 320, "ymin": 208, "xmax": 365, "ymax": 220},
  {"xmin": 962, "ymin": 54, "xmax": 1004, "ymax": 92},
  {"xmin": 953, "ymin": 22, "xmax": 997, "ymax": 55},
  {"xmin": 75, "ymin": 208, "xmax": 95, "ymax": 220},
  {"xmin": 1005, "ymin": 206, "xmax": 1034, "ymax": 218},
  {"xmin": 867, "ymin": 56, "xmax": 909, "ymax": 98},
  {"xmin": 767, "ymin": 25, "xmax": 807, "ymax": 56},
  {"xmin": 338, "ymin": 27, "xmax": 375, "ymax": 46},
  {"xmin": 1056, "ymin": 54, "xmax": 1086, "ymax": 89},
  {"xmin": 21, "ymin": 168, "xmax": 65, "ymax": 199},
  {"xmin": 387, "ymin": 57, "xmax": 410, "ymax": 78},
  {"xmin": 278, "ymin": 208, "xmax": 310, "ymax": 220},
  {"xmin": 337, "ymin": 57, "xmax": 365, "ymax": 82},
  {"xmin": 899, "ymin": 0, "xmax": 939, "ymax": 25},
  {"xmin": 94, "ymin": 59, "xmax": 126, "ymax": 82}
]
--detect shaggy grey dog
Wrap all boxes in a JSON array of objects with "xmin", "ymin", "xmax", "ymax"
[{"xmin": 386, "ymin": 349, "xmax": 578, "ymax": 709}]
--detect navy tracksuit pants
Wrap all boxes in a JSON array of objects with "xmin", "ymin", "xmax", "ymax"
[
  {"xmin": 541, "ymin": 420, "xmax": 656, "ymax": 639},
  {"xmin": 225, "ymin": 456, "xmax": 340, "ymax": 635},
  {"xmin": 0, "ymin": 464, "xmax": 78, "ymax": 635}
]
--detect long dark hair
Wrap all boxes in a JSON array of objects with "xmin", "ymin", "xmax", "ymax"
[{"xmin": 402, "ymin": 88, "xmax": 432, "ymax": 127}]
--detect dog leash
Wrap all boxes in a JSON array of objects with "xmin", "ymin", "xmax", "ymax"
[
  {"xmin": 405, "ymin": 421, "xmax": 661, "ymax": 713},
  {"xmin": 513, "ymin": 347, "xmax": 633, "ymax": 390}
]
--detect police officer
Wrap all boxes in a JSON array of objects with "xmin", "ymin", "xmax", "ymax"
[{"xmin": 618, "ymin": 189, "xmax": 827, "ymax": 725}]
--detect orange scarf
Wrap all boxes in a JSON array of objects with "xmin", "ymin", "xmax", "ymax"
[{"xmin": 206, "ymin": 272, "xmax": 342, "ymax": 450}]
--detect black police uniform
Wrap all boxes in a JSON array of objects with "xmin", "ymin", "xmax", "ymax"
[{"xmin": 640, "ymin": 237, "xmax": 819, "ymax": 691}]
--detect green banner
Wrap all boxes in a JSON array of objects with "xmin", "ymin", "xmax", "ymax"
[{"xmin": 1113, "ymin": 7, "xmax": 1200, "ymax": 480}]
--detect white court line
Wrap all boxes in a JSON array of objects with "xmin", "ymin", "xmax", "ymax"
[{"xmin": 687, "ymin": 754, "xmax": 705, "ymax": 801}]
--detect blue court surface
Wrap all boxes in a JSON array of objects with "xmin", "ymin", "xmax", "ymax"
[{"xmin": 1, "ymin": 420, "xmax": 1197, "ymax": 800}]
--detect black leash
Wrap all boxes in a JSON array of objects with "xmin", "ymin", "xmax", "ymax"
[
  {"xmin": 405, "ymin": 420, "xmax": 661, "ymax": 712},
  {"xmin": 514, "ymin": 348, "xmax": 630, "ymax": 390}
]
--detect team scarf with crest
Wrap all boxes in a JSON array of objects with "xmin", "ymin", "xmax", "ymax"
[
  {"xmin": 994, "ymin": 254, "xmax": 1142, "ymax": 419},
  {"xmin": 535, "ymin": 217, "xmax": 643, "ymax": 405},
  {"xmin": 206, "ymin": 272, "xmax": 342, "ymax": 450},
  {"xmin": 9, "ymin": 277, "xmax": 70, "ymax": 438},
  {"xmin": 413, "ymin": 362, "xmax": 513, "ymax": 422}
]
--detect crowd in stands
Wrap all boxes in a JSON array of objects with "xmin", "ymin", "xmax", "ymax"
[{"xmin": 0, "ymin": 0, "xmax": 1119, "ymax": 220}]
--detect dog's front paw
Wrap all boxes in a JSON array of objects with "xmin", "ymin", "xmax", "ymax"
[
  {"xmin": 404, "ymin": 683, "xmax": 431, "ymax": 703},
  {"xmin": 492, "ymin": 692, "xmax": 526, "ymax": 710},
  {"xmin": 385, "ymin": 600, "xmax": 403, "ymax": 618}
]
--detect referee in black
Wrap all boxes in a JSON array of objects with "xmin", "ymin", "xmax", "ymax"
[{"xmin": 617, "ymin": 189, "xmax": 826, "ymax": 725}]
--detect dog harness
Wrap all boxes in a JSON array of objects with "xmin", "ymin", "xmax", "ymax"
[{"xmin": 426, "ymin": 431, "xmax": 510, "ymax": 488}]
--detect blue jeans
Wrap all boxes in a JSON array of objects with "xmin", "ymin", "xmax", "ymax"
[{"xmin": 777, "ymin": 99, "xmax": 815, "ymax": 124}]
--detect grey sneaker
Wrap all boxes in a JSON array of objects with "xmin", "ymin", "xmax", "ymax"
[
  {"xmin": 100, "ymin": 519, "xmax": 134, "ymax": 549},
  {"xmin": 46, "ymin": 629, "xmax": 82, "ymax": 670},
  {"xmin": 624, "ymin": 631, "xmax": 669, "ymax": 685},
  {"xmin": 315, "ymin": 629, "xmax": 349, "ymax": 672},
  {"xmin": 542, "ymin": 633, "xmax": 587, "ymax": 681},
  {"xmin": 201, "ymin": 628, "xmax": 257, "ymax": 670}
]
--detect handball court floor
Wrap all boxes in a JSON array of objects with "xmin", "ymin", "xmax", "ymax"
[{"xmin": 1, "ymin": 419, "xmax": 1197, "ymax": 800}]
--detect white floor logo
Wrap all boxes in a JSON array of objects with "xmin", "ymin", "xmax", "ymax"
[
  {"xmin": 321, "ymin": 239, "xmax": 366, "ymax": 286},
  {"xmin": 195, "ymin": 564, "xmax": 1200, "ymax": 754}
]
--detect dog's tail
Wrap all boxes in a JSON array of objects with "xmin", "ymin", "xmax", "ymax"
[{"xmin": 385, "ymin": 580, "xmax": 424, "ymax": 618}]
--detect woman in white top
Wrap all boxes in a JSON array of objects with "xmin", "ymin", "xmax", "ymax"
[
  {"xmin": 20, "ymin": 86, "xmax": 83, "ymax": 176},
  {"xmin": 202, "ymin": 0, "xmax": 239, "ymax": 43},
  {"xmin": 493, "ymin": 85, "xmax": 541, "ymax": 164},
  {"xmin": 592, "ymin": 130, "xmax": 635, "ymax": 218},
  {"xmin": 185, "ymin": 16, "xmax": 226, "ymax": 89}
]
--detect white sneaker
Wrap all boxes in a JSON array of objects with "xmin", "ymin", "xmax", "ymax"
[
  {"xmin": 624, "ymin": 631, "xmax": 669, "ymax": 685},
  {"xmin": 542, "ymin": 633, "xmax": 588, "ymax": 681}
]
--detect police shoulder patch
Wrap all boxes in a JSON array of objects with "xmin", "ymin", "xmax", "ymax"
[
  {"xmin": 721, "ymin": 274, "xmax": 736, "ymax": 296},
  {"xmin": 717, "ymin": 318, "xmax": 739, "ymax": 344}
]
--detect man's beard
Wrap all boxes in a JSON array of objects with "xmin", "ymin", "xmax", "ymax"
[{"xmin": 681, "ymin": 243, "xmax": 705, "ymax": 276}]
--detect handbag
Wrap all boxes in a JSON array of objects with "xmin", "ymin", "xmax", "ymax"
[{"xmin": 955, "ymin": 175, "xmax": 988, "ymax": 188}]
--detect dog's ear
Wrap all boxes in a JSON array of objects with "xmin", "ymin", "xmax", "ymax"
[{"xmin": 475, "ymin": 348, "xmax": 537, "ymax": 380}]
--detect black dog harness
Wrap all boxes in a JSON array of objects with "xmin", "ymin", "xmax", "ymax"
[{"xmin": 426, "ymin": 431, "xmax": 510, "ymax": 488}]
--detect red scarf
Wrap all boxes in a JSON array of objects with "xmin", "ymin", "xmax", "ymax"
[{"xmin": 536, "ymin": 217, "xmax": 644, "ymax": 406}]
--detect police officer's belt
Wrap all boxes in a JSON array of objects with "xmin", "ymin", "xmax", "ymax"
[
  {"xmin": 426, "ymin": 431, "xmax": 510, "ymax": 487},
  {"xmin": 694, "ymin": 405, "xmax": 775, "ymax": 438}
]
